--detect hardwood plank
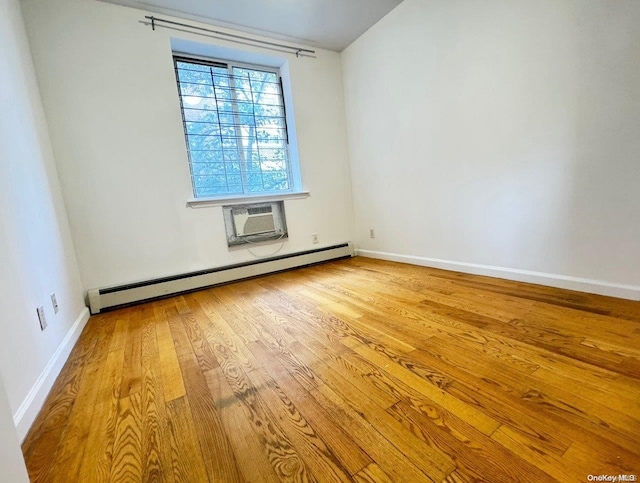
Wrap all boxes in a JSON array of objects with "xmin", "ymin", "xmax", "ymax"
[
  {"xmin": 204, "ymin": 365, "xmax": 280, "ymax": 483},
  {"xmin": 247, "ymin": 367, "xmax": 353, "ymax": 482},
  {"xmin": 263, "ymin": 340, "xmax": 320, "ymax": 391},
  {"xmin": 22, "ymin": 424, "xmax": 65, "ymax": 483},
  {"xmin": 353, "ymin": 463, "xmax": 393, "ymax": 483},
  {"xmin": 315, "ymin": 362, "xmax": 456, "ymax": 481},
  {"xmin": 213, "ymin": 285, "xmax": 265, "ymax": 343},
  {"xmin": 173, "ymin": 295, "xmax": 192, "ymax": 315},
  {"xmin": 109, "ymin": 393, "xmax": 143, "ymax": 482},
  {"xmin": 309, "ymin": 383, "xmax": 434, "ymax": 482},
  {"xmin": 166, "ymin": 305, "xmax": 193, "ymax": 359},
  {"xmin": 342, "ymin": 336, "xmax": 501, "ymax": 435},
  {"xmin": 77, "ymin": 347, "xmax": 125, "ymax": 482},
  {"xmin": 320, "ymin": 303, "xmax": 418, "ymax": 354},
  {"xmin": 415, "ymin": 289, "xmax": 637, "ymax": 377},
  {"xmin": 154, "ymin": 307, "xmax": 186, "ymax": 402},
  {"xmin": 197, "ymin": 289, "xmax": 274, "ymax": 348},
  {"xmin": 108, "ymin": 312, "xmax": 131, "ymax": 353},
  {"xmin": 388, "ymin": 400, "xmax": 552, "ymax": 482},
  {"xmin": 164, "ymin": 397, "xmax": 209, "ymax": 483},
  {"xmin": 140, "ymin": 310, "xmax": 169, "ymax": 483},
  {"xmin": 562, "ymin": 440, "xmax": 640, "ymax": 477},
  {"xmin": 531, "ymin": 366, "xmax": 640, "ymax": 413},
  {"xmin": 297, "ymin": 288, "xmax": 340, "ymax": 306},
  {"xmin": 119, "ymin": 312, "xmax": 142, "ymax": 398},
  {"xmin": 181, "ymin": 311, "xmax": 220, "ymax": 372},
  {"xmin": 202, "ymin": 315, "xmax": 314, "ymax": 481},
  {"xmin": 189, "ymin": 291, "xmax": 260, "ymax": 372},
  {"xmin": 411, "ymin": 264, "xmax": 640, "ymax": 323},
  {"xmin": 311, "ymin": 356, "xmax": 400, "ymax": 411},
  {"xmin": 44, "ymin": 322, "xmax": 114, "ymax": 482},
  {"xmin": 413, "ymin": 340, "xmax": 640, "ymax": 453},
  {"xmin": 491, "ymin": 425, "xmax": 583, "ymax": 481},
  {"xmin": 519, "ymin": 388, "xmax": 639, "ymax": 452},
  {"xmin": 247, "ymin": 340, "xmax": 372, "ymax": 476},
  {"xmin": 177, "ymin": 352, "xmax": 244, "ymax": 482}
]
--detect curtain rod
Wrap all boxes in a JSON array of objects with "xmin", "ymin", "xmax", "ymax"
[{"xmin": 142, "ymin": 16, "xmax": 316, "ymax": 58}]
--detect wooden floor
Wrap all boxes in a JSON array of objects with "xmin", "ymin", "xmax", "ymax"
[{"xmin": 22, "ymin": 257, "xmax": 640, "ymax": 482}]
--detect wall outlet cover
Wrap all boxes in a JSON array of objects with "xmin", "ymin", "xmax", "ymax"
[
  {"xmin": 37, "ymin": 306, "xmax": 47, "ymax": 330},
  {"xmin": 50, "ymin": 293, "xmax": 59, "ymax": 314}
]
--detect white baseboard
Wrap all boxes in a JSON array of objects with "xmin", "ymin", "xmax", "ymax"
[
  {"xmin": 13, "ymin": 307, "xmax": 91, "ymax": 442},
  {"xmin": 357, "ymin": 249, "xmax": 640, "ymax": 301}
]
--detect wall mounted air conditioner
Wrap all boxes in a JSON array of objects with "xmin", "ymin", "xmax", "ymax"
[
  {"xmin": 224, "ymin": 200, "xmax": 287, "ymax": 246},
  {"xmin": 232, "ymin": 205, "xmax": 276, "ymax": 236}
]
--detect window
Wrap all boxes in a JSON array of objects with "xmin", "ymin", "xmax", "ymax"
[{"xmin": 174, "ymin": 56, "xmax": 293, "ymax": 199}]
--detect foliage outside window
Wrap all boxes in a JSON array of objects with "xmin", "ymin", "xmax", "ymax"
[{"xmin": 174, "ymin": 57, "xmax": 292, "ymax": 198}]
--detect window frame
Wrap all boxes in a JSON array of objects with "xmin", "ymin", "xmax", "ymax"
[{"xmin": 173, "ymin": 54, "xmax": 299, "ymax": 202}]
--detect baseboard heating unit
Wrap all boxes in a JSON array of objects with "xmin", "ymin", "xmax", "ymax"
[{"xmin": 87, "ymin": 242, "xmax": 353, "ymax": 314}]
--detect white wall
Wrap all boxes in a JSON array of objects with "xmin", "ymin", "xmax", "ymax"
[
  {"xmin": 0, "ymin": 375, "xmax": 28, "ymax": 482},
  {"xmin": 0, "ymin": 0, "xmax": 88, "ymax": 440},
  {"xmin": 342, "ymin": 0, "xmax": 640, "ymax": 297},
  {"xmin": 22, "ymin": 0, "xmax": 354, "ymax": 291}
]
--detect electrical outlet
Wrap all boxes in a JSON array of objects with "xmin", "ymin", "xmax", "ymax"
[
  {"xmin": 312, "ymin": 233, "xmax": 319, "ymax": 244},
  {"xmin": 369, "ymin": 228, "xmax": 375, "ymax": 238},
  {"xmin": 50, "ymin": 293, "xmax": 59, "ymax": 314},
  {"xmin": 37, "ymin": 305, "xmax": 47, "ymax": 331}
]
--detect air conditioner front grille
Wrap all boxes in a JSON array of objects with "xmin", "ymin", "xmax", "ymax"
[{"xmin": 243, "ymin": 214, "xmax": 276, "ymax": 235}]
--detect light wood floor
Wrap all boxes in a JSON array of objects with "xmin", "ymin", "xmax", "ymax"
[{"xmin": 22, "ymin": 257, "xmax": 640, "ymax": 482}]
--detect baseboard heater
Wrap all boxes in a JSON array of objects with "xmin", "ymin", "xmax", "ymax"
[{"xmin": 87, "ymin": 242, "xmax": 353, "ymax": 314}]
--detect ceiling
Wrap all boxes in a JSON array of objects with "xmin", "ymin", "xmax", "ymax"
[{"xmin": 100, "ymin": 0, "xmax": 404, "ymax": 51}]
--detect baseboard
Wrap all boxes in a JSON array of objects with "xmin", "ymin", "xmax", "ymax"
[
  {"xmin": 88, "ymin": 243, "xmax": 354, "ymax": 313},
  {"xmin": 13, "ymin": 307, "xmax": 91, "ymax": 442},
  {"xmin": 357, "ymin": 249, "xmax": 640, "ymax": 301}
]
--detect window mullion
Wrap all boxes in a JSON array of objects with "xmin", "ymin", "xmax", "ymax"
[
  {"xmin": 209, "ymin": 67, "xmax": 229, "ymax": 193},
  {"xmin": 278, "ymin": 77, "xmax": 294, "ymax": 191},
  {"xmin": 246, "ymin": 74, "xmax": 266, "ymax": 192},
  {"xmin": 174, "ymin": 58, "xmax": 197, "ymax": 197},
  {"xmin": 228, "ymin": 64, "xmax": 248, "ymax": 194}
]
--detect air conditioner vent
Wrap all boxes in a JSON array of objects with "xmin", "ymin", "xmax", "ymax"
[
  {"xmin": 233, "ymin": 208, "xmax": 276, "ymax": 236},
  {"xmin": 247, "ymin": 206, "xmax": 272, "ymax": 215},
  {"xmin": 242, "ymin": 213, "xmax": 276, "ymax": 235}
]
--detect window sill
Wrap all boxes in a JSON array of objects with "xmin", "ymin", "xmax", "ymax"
[{"xmin": 187, "ymin": 191, "xmax": 310, "ymax": 208}]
